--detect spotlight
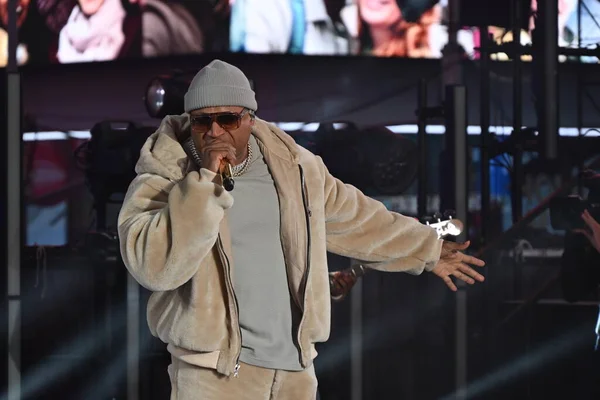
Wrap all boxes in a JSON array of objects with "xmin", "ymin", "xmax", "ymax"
[{"xmin": 144, "ymin": 74, "xmax": 191, "ymax": 119}]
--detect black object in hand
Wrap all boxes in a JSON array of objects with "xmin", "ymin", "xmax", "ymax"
[{"xmin": 223, "ymin": 176, "xmax": 235, "ymax": 191}]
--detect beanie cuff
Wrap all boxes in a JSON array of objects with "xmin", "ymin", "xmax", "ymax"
[{"xmin": 184, "ymin": 86, "xmax": 258, "ymax": 113}]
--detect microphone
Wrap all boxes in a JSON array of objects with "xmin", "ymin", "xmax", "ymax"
[
  {"xmin": 220, "ymin": 161, "xmax": 235, "ymax": 191},
  {"xmin": 329, "ymin": 264, "xmax": 366, "ymax": 300}
]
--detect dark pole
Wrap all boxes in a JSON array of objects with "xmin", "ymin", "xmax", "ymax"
[
  {"xmin": 511, "ymin": 0, "xmax": 523, "ymax": 223},
  {"xmin": 576, "ymin": 0, "xmax": 584, "ymax": 193},
  {"xmin": 444, "ymin": 85, "xmax": 469, "ymax": 398},
  {"xmin": 6, "ymin": 0, "xmax": 23, "ymax": 398},
  {"xmin": 417, "ymin": 79, "xmax": 428, "ymax": 217},
  {"xmin": 7, "ymin": 0, "xmax": 17, "ymax": 71},
  {"xmin": 537, "ymin": 0, "xmax": 559, "ymax": 160},
  {"xmin": 444, "ymin": 85, "xmax": 469, "ymax": 244},
  {"xmin": 479, "ymin": 26, "xmax": 491, "ymax": 246}
]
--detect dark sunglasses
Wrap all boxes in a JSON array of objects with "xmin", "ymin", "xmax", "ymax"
[{"xmin": 190, "ymin": 109, "xmax": 250, "ymax": 133}]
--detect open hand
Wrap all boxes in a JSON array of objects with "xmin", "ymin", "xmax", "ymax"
[
  {"xmin": 431, "ymin": 240, "xmax": 486, "ymax": 291},
  {"xmin": 574, "ymin": 209, "xmax": 600, "ymax": 253}
]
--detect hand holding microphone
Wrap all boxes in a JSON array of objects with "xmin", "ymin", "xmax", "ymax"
[{"xmin": 201, "ymin": 142, "xmax": 238, "ymax": 191}]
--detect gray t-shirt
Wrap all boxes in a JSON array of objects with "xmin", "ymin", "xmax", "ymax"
[{"xmin": 226, "ymin": 135, "xmax": 303, "ymax": 371}]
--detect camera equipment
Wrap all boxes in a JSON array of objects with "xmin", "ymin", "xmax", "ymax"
[{"xmin": 550, "ymin": 170, "xmax": 600, "ymax": 231}]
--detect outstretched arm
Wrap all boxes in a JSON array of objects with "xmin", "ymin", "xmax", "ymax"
[
  {"xmin": 319, "ymin": 157, "xmax": 442, "ymax": 274},
  {"xmin": 318, "ymin": 157, "xmax": 485, "ymax": 290}
]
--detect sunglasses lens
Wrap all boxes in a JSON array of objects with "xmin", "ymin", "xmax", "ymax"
[
  {"xmin": 191, "ymin": 113, "xmax": 242, "ymax": 133},
  {"xmin": 216, "ymin": 114, "xmax": 241, "ymax": 130},
  {"xmin": 191, "ymin": 116, "xmax": 212, "ymax": 132}
]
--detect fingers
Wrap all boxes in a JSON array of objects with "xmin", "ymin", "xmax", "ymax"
[
  {"xmin": 451, "ymin": 269, "xmax": 475, "ymax": 285},
  {"xmin": 330, "ymin": 271, "xmax": 355, "ymax": 291},
  {"xmin": 457, "ymin": 252, "xmax": 486, "ymax": 267},
  {"xmin": 449, "ymin": 263, "xmax": 484, "ymax": 286},
  {"xmin": 201, "ymin": 143, "xmax": 237, "ymax": 172},
  {"xmin": 334, "ymin": 276, "xmax": 348, "ymax": 290},
  {"xmin": 442, "ymin": 275, "xmax": 458, "ymax": 292},
  {"xmin": 442, "ymin": 241, "xmax": 471, "ymax": 258},
  {"xmin": 445, "ymin": 263, "xmax": 484, "ymax": 291},
  {"xmin": 441, "ymin": 247, "xmax": 485, "ymax": 268},
  {"xmin": 444, "ymin": 240, "xmax": 470, "ymax": 250},
  {"xmin": 435, "ymin": 238, "xmax": 487, "ymax": 291},
  {"xmin": 339, "ymin": 277, "xmax": 353, "ymax": 288},
  {"xmin": 457, "ymin": 240, "xmax": 470, "ymax": 249},
  {"xmin": 582, "ymin": 210, "xmax": 599, "ymax": 230},
  {"xmin": 337, "ymin": 272, "xmax": 357, "ymax": 292},
  {"xmin": 333, "ymin": 281, "xmax": 345, "ymax": 292},
  {"xmin": 329, "ymin": 274, "xmax": 344, "ymax": 297},
  {"xmin": 203, "ymin": 143, "xmax": 237, "ymax": 160},
  {"xmin": 329, "ymin": 275, "xmax": 356, "ymax": 300},
  {"xmin": 457, "ymin": 263, "xmax": 485, "ymax": 282}
]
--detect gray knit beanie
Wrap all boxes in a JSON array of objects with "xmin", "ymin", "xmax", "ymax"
[{"xmin": 184, "ymin": 60, "xmax": 257, "ymax": 113}]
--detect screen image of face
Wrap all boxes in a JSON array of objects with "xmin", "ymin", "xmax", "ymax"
[
  {"xmin": 0, "ymin": 0, "xmax": 233, "ymax": 66},
  {"xmin": 358, "ymin": 0, "xmax": 447, "ymax": 58}
]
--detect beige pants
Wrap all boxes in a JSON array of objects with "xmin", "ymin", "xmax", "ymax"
[{"xmin": 168, "ymin": 358, "xmax": 318, "ymax": 400}]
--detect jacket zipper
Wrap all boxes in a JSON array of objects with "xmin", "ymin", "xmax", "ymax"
[
  {"xmin": 217, "ymin": 235, "xmax": 243, "ymax": 377},
  {"xmin": 296, "ymin": 165, "xmax": 312, "ymax": 364}
]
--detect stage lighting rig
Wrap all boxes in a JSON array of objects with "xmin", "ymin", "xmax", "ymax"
[
  {"xmin": 313, "ymin": 123, "xmax": 419, "ymax": 196},
  {"xmin": 76, "ymin": 121, "xmax": 155, "ymax": 228}
]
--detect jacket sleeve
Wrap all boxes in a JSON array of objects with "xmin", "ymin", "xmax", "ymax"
[
  {"xmin": 118, "ymin": 169, "xmax": 233, "ymax": 291},
  {"xmin": 318, "ymin": 158, "xmax": 443, "ymax": 275}
]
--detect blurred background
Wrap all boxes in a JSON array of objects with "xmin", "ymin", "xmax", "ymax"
[{"xmin": 2, "ymin": 0, "xmax": 600, "ymax": 399}]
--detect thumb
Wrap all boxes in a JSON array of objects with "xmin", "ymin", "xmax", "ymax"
[{"xmin": 453, "ymin": 240, "xmax": 470, "ymax": 250}]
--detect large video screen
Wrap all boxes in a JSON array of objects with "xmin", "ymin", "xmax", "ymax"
[
  {"xmin": 1, "ymin": 0, "xmax": 598, "ymax": 67},
  {"xmin": 0, "ymin": 0, "xmax": 232, "ymax": 66}
]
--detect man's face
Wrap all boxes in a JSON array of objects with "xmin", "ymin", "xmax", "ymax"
[
  {"xmin": 0, "ymin": 0, "xmax": 31, "ymax": 28},
  {"xmin": 190, "ymin": 106, "xmax": 254, "ymax": 162}
]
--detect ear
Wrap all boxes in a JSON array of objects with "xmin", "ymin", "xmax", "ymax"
[{"xmin": 249, "ymin": 117, "xmax": 255, "ymax": 126}]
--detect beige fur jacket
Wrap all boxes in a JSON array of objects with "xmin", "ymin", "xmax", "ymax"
[{"xmin": 117, "ymin": 114, "xmax": 443, "ymax": 376}]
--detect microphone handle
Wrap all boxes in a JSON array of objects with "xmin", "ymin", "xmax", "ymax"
[{"xmin": 221, "ymin": 161, "xmax": 235, "ymax": 191}]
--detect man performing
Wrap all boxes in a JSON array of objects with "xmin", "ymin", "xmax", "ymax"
[{"xmin": 118, "ymin": 59, "xmax": 486, "ymax": 399}]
